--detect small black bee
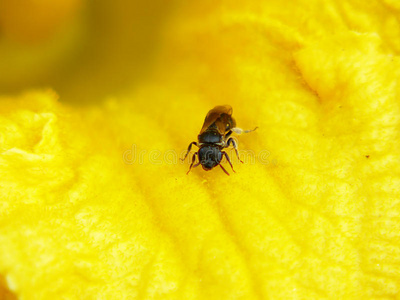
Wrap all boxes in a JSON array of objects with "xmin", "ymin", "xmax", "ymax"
[{"xmin": 182, "ymin": 105, "xmax": 257, "ymax": 175}]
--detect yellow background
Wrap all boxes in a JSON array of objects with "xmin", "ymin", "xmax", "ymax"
[{"xmin": 0, "ymin": 0, "xmax": 400, "ymax": 299}]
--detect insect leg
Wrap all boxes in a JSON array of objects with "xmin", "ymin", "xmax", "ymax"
[
  {"xmin": 226, "ymin": 138, "xmax": 244, "ymax": 163},
  {"xmin": 225, "ymin": 130, "xmax": 233, "ymax": 139},
  {"xmin": 231, "ymin": 127, "xmax": 258, "ymax": 135},
  {"xmin": 181, "ymin": 141, "xmax": 198, "ymax": 161},
  {"xmin": 222, "ymin": 151, "xmax": 235, "ymax": 173},
  {"xmin": 186, "ymin": 152, "xmax": 198, "ymax": 175}
]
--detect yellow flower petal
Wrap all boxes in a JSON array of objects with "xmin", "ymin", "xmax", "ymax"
[{"xmin": 1, "ymin": 0, "xmax": 400, "ymax": 299}]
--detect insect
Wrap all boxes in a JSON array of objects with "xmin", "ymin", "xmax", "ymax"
[{"xmin": 182, "ymin": 105, "xmax": 257, "ymax": 175}]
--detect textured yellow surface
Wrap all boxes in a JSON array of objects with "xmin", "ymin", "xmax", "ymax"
[{"xmin": 1, "ymin": 0, "xmax": 400, "ymax": 299}]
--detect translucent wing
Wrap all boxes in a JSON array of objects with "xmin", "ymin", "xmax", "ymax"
[{"xmin": 199, "ymin": 105, "xmax": 235, "ymax": 134}]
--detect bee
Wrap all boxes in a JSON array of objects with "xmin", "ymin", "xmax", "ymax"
[{"xmin": 182, "ymin": 105, "xmax": 257, "ymax": 175}]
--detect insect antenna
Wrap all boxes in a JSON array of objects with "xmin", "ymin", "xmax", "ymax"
[{"xmin": 219, "ymin": 164, "xmax": 230, "ymax": 176}]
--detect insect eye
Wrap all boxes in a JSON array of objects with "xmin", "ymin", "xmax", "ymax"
[{"xmin": 225, "ymin": 123, "xmax": 230, "ymax": 130}]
